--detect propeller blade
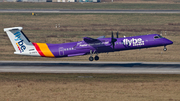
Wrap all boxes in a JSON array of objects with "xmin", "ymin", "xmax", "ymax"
[
  {"xmin": 116, "ymin": 31, "xmax": 118, "ymax": 38},
  {"xmin": 111, "ymin": 31, "xmax": 117, "ymax": 50},
  {"xmin": 111, "ymin": 31, "xmax": 114, "ymax": 40}
]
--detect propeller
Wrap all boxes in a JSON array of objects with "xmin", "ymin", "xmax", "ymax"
[
  {"xmin": 111, "ymin": 31, "xmax": 117, "ymax": 50},
  {"xmin": 116, "ymin": 31, "xmax": 118, "ymax": 38}
]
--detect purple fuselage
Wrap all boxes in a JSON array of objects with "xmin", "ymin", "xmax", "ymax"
[{"xmin": 46, "ymin": 34, "xmax": 173, "ymax": 57}]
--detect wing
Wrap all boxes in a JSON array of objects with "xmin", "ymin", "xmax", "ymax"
[
  {"xmin": 74, "ymin": 37, "xmax": 111, "ymax": 49},
  {"xmin": 83, "ymin": 37, "xmax": 100, "ymax": 43}
]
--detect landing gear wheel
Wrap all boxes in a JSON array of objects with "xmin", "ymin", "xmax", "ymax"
[
  {"xmin": 94, "ymin": 56, "xmax": 99, "ymax": 61},
  {"xmin": 89, "ymin": 56, "xmax": 93, "ymax": 61},
  {"xmin": 163, "ymin": 46, "xmax": 167, "ymax": 51}
]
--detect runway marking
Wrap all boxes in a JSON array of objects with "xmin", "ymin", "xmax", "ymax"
[
  {"xmin": 0, "ymin": 61, "xmax": 180, "ymax": 74},
  {"xmin": 1, "ymin": 10, "xmax": 180, "ymax": 13},
  {"xmin": 0, "ymin": 69, "xmax": 180, "ymax": 74}
]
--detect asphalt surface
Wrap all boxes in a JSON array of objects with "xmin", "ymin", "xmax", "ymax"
[
  {"xmin": 1, "ymin": 9, "xmax": 180, "ymax": 13},
  {"xmin": 0, "ymin": 61, "xmax": 180, "ymax": 74}
]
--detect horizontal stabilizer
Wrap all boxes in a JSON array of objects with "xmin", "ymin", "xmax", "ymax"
[{"xmin": 4, "ymin": 27, "xmax": 23, "ymax": 32}]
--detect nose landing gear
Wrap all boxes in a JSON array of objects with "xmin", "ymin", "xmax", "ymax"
[{"xmin": 163, "ymin": 46, "xmax": 167, "ymax": 51}]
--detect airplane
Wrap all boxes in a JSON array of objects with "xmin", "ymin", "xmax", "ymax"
[{"xmin": 4, "ymin": 27, "xmax": 173, "ymax": 61}]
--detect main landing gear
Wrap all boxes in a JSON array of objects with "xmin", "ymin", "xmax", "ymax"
[
  {"xmin": 163, "ymin": 46, "xmax": 167, "ymax": 51},
  {"xmin": 89, "ymin": 50, "xmax": 99, "ymax": 61},
  {"xmin": 89, "ymin": 56, "xmax": 99, "ymax": 61}
]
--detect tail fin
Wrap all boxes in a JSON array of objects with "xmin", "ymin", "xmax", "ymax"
[{"xmin": 4, "ymin": 27, "xmax": 40, "ymax": 56}]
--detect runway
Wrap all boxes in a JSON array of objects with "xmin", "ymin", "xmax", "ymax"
[
  {"xmin": 1, "ymin": 9, "xmax": 180, "ymax": 13},
  {"xmin": 1, "ymin": 61, "xmax": 180, "ymax": 74}
]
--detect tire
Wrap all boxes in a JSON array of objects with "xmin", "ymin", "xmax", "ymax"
[
  {"xmin": 163, "ymin": 48, "xmax": 167, "ymax": 51},
  {"xmin": 94, "ymin": 56, "xmax": 99, "ymax": 61},
  {"xmin": 89, "ymin": 56, "xmax": 93, "ymax": 61}
]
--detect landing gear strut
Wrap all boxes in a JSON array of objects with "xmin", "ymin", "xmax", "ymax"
[
  {"xmin": 163, "ymin": 46, "xmax": 167, "ymax": 51},
  {"xmin": 89, "ymin": 50, "xmax": 99, "ymax": 61}
]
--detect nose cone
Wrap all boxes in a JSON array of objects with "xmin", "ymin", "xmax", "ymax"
[{"xmin": 164, "ymin": 39, "xmax": 173, "ymax": 45}]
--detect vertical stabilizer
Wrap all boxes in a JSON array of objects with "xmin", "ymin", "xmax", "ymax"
[{"xmin": 4, "ymin": 27, "xmax": 40, "ymax": 56}]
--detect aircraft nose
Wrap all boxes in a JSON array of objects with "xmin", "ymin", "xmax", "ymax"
[{"xmin": 164, "ymin": 39, "xmax": 173, "ymax": 45}]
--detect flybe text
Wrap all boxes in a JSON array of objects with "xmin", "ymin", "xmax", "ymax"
[
  {"xmin": 14, "ymin": 31, "xmax": 26, "ymax": 52},
  {"xmin": 123, "ymin": 38, "xmax": 144, "ymax": 46},
  {"xmin": 14, "ymin": 31, "xmax": 22, "ymax": 41}
]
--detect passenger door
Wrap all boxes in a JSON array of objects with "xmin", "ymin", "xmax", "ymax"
[{"xmin": 59, "ymin": 47, "xmax": 64, "ymax": 56}]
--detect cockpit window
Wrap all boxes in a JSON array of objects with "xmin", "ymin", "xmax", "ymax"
[
  {"xmin": 154, "ymin": 36, "xmax": 160, "ymax": 39},
  {"xmin": 159, "ymin": 35, "xmax": 163, "ymax": 38},
  {"xmin": 154, "ymin": 35, "xmax": 163, "ymax": 39}
]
